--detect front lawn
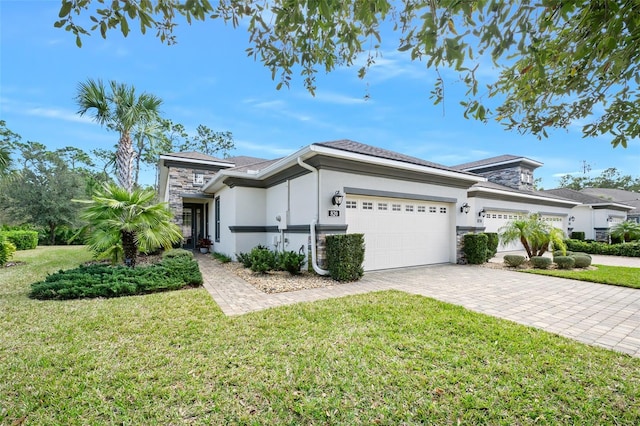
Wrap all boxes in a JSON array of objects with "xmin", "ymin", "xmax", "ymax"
[
  {"xmin": 523, "ymin": 264, "xmax": 640, "ymax": 289},
  {"xmin": 2, "ymin": 247, "xmax": 639, "ymax": 424}
]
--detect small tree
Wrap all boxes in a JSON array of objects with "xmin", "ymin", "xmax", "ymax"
[
  {"xmin": 79, "ymin": 184, "xmax": 183, "ymax": 267},
  {"xmin": 609, "ymin": 221, "xmax": 640, "ymax": 243},
  {"xmin": 499, "ymin": 214, "xmax": 566, "ymax": 259}
]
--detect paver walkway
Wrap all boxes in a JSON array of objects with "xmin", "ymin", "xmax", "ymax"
[{"xmin": 197, "ymin": 256, "xmax": 640, "ymax": 357}]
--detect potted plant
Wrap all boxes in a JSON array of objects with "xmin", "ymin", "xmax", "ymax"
[{"xmin": 197, "ymin": 237, "xmax": 212, "ymax": 254}]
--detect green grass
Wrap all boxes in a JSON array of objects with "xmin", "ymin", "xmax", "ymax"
[
  {"xmin": 523, "ymin": 264, "xmax": 640, "ymax": 289},
  {"xmin": 2, "ymin": 247, "xmax": 640, "ymax": 424}
]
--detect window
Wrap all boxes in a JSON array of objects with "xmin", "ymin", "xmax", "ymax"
[
  {"xmin": 392, "ymin": 204, "xmax": 401, "ymax": 211},
  {"xmin": 362, "ymin": 201, "xmax": 373, "ymax": 210},
  {"xmin": 193, "ymin": 172, "xmax": 204, "ymax": 185},
  {"xmin": 405, "ymin": 205, "xmax": 414, "ymax": 212},
  {"xmin": 417, "ymin": 205, "xmax": 426, "ymax": 213},
  {"xmin": 429, "ymin": 206, "xmax": 437, "ymax": 213},
  {"xmin": 346, "ymin": 200, "xmax": 357, "ymax": 209},
  {"xmin": 439, "ymin": 207, "xmax": 447, "ymax": 214},
  {"xmin": 378, "ymin": 203, "xmax": 388, "ymax": 211},
  {"xmin": 214, "ymin": 196, "xmax": 221, "ymax": 242}
]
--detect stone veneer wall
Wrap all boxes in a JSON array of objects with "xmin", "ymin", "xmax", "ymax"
[
  {"xmin": 167, "ymin": 166, "xmax": 218, "ymax": 229},
  {"xmin": 476, "ymin": 165, "xmax": 535, "ymax": 191},
  {"xmin": 456, "ymin": 226, "xmax": 487, "ymax": 264}
]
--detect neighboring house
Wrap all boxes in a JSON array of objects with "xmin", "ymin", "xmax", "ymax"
[
  {"xmin": 542, "ymin": 188, "xmax": 634, "ymax": 241},
  {"xmin": 579, "ymin": 187, "xmax": 640, "ymax": 224},
  {"xmin": 157, "ymin": 142, "xmax": 629, "ymax": 271},
  {"xmin": 452, "ymin": 155, "xmax": 580, "ymax": 251}
]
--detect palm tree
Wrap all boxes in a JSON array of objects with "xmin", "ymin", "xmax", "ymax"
[
  {"xmin": 0, "ymin": 145, "xmax": 11, "ymax": 175},
  {"xmin": 79, "ymin": 183, "xmax": 182, "ymax": 267},
  {"xmin": 499, "ymin": 214, "xmax": 566, "ymax": 258},
  {"xmin": 76, "ymin": 79, "xmax": 162, "ymax": 193},
  {"xmin": 609, "ymin": 221, "xmax": 640, "ymax": 243}
]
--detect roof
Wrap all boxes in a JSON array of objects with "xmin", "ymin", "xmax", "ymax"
[
  {"xmin": 226, "ymin": 158, "xmax": 282, "ymax": 173},
  {"xmin": 472, "ymin": 181, "xmax": 579, "ymax": 204},
  {"xmin": 162, "ymin": 151, "xmax": 232, "ymax": 164},
  {"xmin": 225, "ymin": 155, "xmax": 271, "ymax": 168},
  {"xmin": 580, "ymin": 187, "xmax": 640, "ymax": 203},
  {"xmin": 452, "ymin": 154, "xmax": 543, "ymax": 171},
  {"xmin": 541, "ymin": 188, "xmax": 616, "ymax": 204},
  {"xmin": 313, "ymin": 139, "xmax": 475, "ymax": 176}
]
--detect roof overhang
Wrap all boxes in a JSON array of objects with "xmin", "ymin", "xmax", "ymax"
[
  {"xmin": 468, "ymin": 186, "xmax": 581, "ymax": 208},
  {"xmin": 202, "ymin": 144, "xmax": 485, "ymax": 193}
]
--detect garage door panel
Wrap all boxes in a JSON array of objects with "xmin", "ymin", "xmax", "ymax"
[{"xmin": 346, "ymin": 195, "xmax": 451, "ymax": 271}]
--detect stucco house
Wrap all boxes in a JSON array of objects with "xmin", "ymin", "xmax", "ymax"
[
  {"xmin": 157, "ymin": 140, "xmax": 626, "ymax": 271},
  {"xmin": 579, "ymin": 188, "xmax": 640, "ymax": 224},
  {"xmin": 542, "ymin": 188, "xmax": 635, "ymax": 241}
]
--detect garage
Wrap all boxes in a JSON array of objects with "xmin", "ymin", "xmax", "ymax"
[
  {"xmin": 482, "ymin": 210, "xmax": 526, "ymax": 251},
  {"xmin": 345, "ymin": 195, "xmax": 452, "ymax": 271}
]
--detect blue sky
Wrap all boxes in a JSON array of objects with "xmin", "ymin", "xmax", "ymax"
[{"xmin": 2, "ymin": 1, "xmax": 639, "ymax": 188}]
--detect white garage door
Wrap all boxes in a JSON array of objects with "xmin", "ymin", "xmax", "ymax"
[
  {"xmin": 345, "ymin": 195, "xmax": 452, "ymax": 271},
  {"xmin": 483, "ymin": 211, "xmax": 526, "ymax": 252}
]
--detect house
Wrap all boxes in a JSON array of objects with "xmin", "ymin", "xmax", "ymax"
[
  {"xmin": 579, "ymin": 188, "xmax": 640, "ymax": 224},
  {"xmin": 542, "ymin": 188, "xmax": 636, "ymax": 241},
  {"xmin": 452, "ymin": 155, "xmax": 580, "ymax": 251},
  {"xmin": 157, "ymin": 141, "xmax": 616, "ymax": 271}
]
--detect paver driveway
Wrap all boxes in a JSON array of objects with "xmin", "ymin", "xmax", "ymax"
[{"xmin": 198, "ymin": 257, "xmax": 640, "ymax": 357}]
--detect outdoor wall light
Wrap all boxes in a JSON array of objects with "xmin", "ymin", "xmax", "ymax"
[
  {"xmin": 460, "ymin": 202, "xmax": 471, "ymax": 214},
  {"xmin": 331, "ymin": 191, "xmax": 344, "ymax": 207},
  {"xmin": 607, "ymin": 215, "xmax": 613, "ymax": 222},
  {"xmin": 478, "ymin": 209, "xmax": 486, "ymax": 218},
  {"xmin": 568, "ymin": 216, "xmax": 575, "ymax": 222}
]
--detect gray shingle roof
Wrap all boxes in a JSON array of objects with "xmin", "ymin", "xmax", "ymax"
[
  {"xmin": 541, "ymin": 188, "xmax": 615, "ymax": 204},
  {"xmin": 473, "ymin": 181, "xmax": 576, "ymax": 202},
  {"xmin": 313, "ymin": 139, "xmax": 471, "ymax": 175},
  {"xmin": 225, "ymin": 155, "xmax": 270, "ymax": 168},
  {"xmin": 227, "ymin": 158, "xmax": 282, "ymax": 173},
  {"xmin": 452, "ymin": 154, "xmax": 541, "ymax": 171},
  {"xmin": 580, "ymin": 187, "xmax": 640, "ymax": 203}
]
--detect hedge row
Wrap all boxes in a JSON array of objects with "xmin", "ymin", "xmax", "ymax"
[
  {"xmin": 0, "ymin": 235, "xmax": 17, "ymax": 266},
  {"xmin": 326, "ymin": 234, "xmax": 365, "ymax": 281},
  {"xmin": 30, "ymin": 256, "xmax": 203, "ymax": 300},
  {"xmin": 0, "ymin": 230, "xmax": 38, "ymax": 250},
  {"xmin": 565, "ymin": 239, "xmax": 640, "ymax": 257}
]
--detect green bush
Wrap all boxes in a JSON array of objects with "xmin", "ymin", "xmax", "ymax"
[
  {"xmin": 1, "ymin": 230, "xmax": 38, "ymax": 250},
  {"xmin": 236, "ymin": 252, "xmax": 253, "ymax": 268},
  {"xmin": 162, "ymin": 248, "xmax": 194, "ymax": 259},
  {"xmin": 326, "ymin": 234, "xmax": 365, "ymax": 282},
  {"xmin": 531, "ymin": 256, "xmax": 552, "ymax": 269},
  {"xmin": 463, "ymin": 233, "xmax": 488, "ymax": 264},
  {"xmin": 572, "ymin": 254, "xmax": 592, "ymax": 268},
  {"xmin": 279, "ymin": 250, "xmax": 306, "ymax": 275},
  {"xmin": 249, "ymin": 246, "xmax": 277, "ymax": 274},
  {"xmin": 484, "ymin": 232, "xmax": 499, "ymax": 261},
  {"xmin": 503, "ymin": 255, "xmax": 526, "ymax": 267},
  {"xmin": 565, "ymin": 239, "xmax": 640, "ymax": 257},
  {"xmin": 554, "ymin": 256, "xmax": 575, "ymax": 269},
  {"xmin": 29, "ymin": 256, "xmax": 203, "ymax": 300},
  {"xmin": 0, "ymin": 235, "xmax": 17, "ymax": 266},
  {"xmin": 570, "ymin": 231, "xmax": 585, "ymax": 241}
]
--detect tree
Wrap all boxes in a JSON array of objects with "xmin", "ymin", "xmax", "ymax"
[
  {"xmin": 57, "ymin": 1, "xmax": 640, "ymax": 147},
  {"xmin": 0, "ymin": 143, "xmax": 87, "ymax": 244},
  {"xmin": 558, "ymin": 168, "xmax": 640, "ymax": 191},
  {"xmin": 499, "ymin": 214, "xmax": 566, "ymax": 258},
  {"xmin": 79, "ymin": 183, "xmax": 182, "ymax": 267},
  {"xmin": 0, "ymin": 120, "xmax": 20, "ymax": 175},
  {"xmin": 76, "ymin": 78, "xmax": 162, "ymax": 192},
  {"xmin": 609, "ymin": 221, "xmax": 640, "ymax": 243}
]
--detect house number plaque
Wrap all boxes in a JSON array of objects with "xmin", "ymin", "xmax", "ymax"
[{"xmin": 328, "ymin": 210, "xmax": 340, "ymax": 217}]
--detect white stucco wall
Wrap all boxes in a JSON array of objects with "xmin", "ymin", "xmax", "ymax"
[{"xmin": 569, "ymin": 205, "xmax": 594, "ymax": 239}]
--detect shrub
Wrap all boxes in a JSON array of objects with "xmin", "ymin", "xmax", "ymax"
[
  {"xmin": 29, "ymin": 256, "xmax": 203, "ymax": 300},
  {"xmin": 572, "ymin": 254, "xmax": 592, "ymax": 268},
  {"xmin": 554, "ymin": 256, "xmax": 575, "ymax": 269},
  {"xmin": 326, "ymin": 234, "xmax": 365, "ymax": 282},
  {"xmin": 531, "ymin": 256, "xmax": 552, "ymax": 269},
  {"xmin": 162, "ymin": 248, "xmax": 194, "ymax": 259},
  {"xmin": 236, "ymin": 252, "xmax": 253, "ymax": 268},
  {"xmin": 279, "ymin": 250, "xmax": 306, "ymax": 275},
  {"xmin": 463, "ymin": 233, "xmax": 488, "ymax": 264},
  {"xmin": 565, "ymin": 239, "xmax": 640, "ymax": 257},
  {"xmin": 1, "ymin": 230, "xmax": 38, "ymax": 250},
  {"xmin": 249, "ymin": 246, "xmax": 277, "ymax": 274},
  {"xmin": 570, "ymin": 231, "xmax": 585, "ymax": 241},
  {"xmin": 503, "ymin": 255, "xmax": 526, "ymax": 267},
  {"xmin": 484, "ymin": 232, "xmax": 499, "ymax": 261},
  {"xmin": 0, "ymin": 235, "xmax": 17, "ymax": 266}
]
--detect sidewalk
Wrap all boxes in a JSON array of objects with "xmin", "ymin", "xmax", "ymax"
[{"xmin": 196, "ymin": 255, "xmax": 640, "ymax": 357}]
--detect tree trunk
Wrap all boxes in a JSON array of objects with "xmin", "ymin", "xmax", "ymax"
[
  {"xmin": 520, "ymin": 236, "xmax": 533, "ymax": 258},
  {"xmin": 116, "ymin": 132, "xmax": 135, "ymax": 192},
  {"xmin": 121, "ymin": 230, "xmax": 137, "ymax": 268},
  {"xmin": 49, "ymin": 223, "xmax": 56, "ymax": 246}
]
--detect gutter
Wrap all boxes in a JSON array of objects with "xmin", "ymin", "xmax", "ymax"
[{"xmin": 296, "ymin": 157, "xmax": 330, "ymax": 276}]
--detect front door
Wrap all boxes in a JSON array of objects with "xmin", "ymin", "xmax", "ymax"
[{"xmin": 182, "ymin": 204, "xmax": 205, "ymax": 250}]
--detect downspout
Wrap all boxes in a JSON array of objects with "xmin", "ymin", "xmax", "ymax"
[{"xmin": 297, "ymin": 157, "xmax": 330, "ymax": 275}]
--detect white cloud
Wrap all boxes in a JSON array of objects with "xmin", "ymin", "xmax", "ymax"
[
  {"xmin": 235, "ymin": 139, "xmax": 294, "ymax": 157},
  {"xmin": 25, "ymin": 107, "xmax": 93, "ymax": 124},
  {"xmin": 312, "ymin": 91, "xmax": 370, "ymax": 105}
]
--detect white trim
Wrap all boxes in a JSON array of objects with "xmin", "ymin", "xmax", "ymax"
[
  {"xmin": 461, "ymin": 157, "xmax": 543, "ymax": 171},
  {"xmin": 472, "ymin": 187, "xmax": 581, "ymax": 206},
  {"xmin": 159, "ymin": 154, "xmax": 234, "ymax": 167}
]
